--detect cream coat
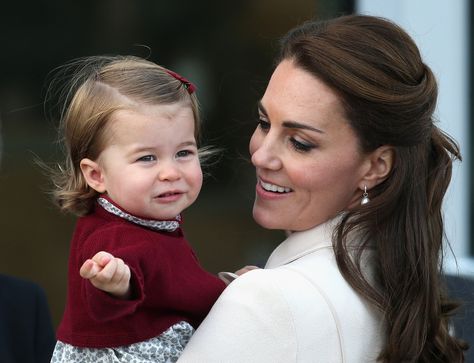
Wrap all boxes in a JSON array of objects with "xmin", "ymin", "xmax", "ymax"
[{"xmin": 178, "ymin": 218, "xmax": 384, "ymax": 362}]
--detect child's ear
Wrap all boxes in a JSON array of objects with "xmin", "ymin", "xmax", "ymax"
[
  {"xmin": 359, "ymin": 145, "xmax": 394, "ymax": 190},
  {"xmin": 80, "ymin": 158, "xmax": 106, "ymax": 193}
]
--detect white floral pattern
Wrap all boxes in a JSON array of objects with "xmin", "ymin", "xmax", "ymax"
[
  {"xmin": 97, "ymin": 197, "xmax": 180, "ymax": 232},
  {"xmin": 51, "ymin": 321, "xmax": 194, "ymax": 363}
]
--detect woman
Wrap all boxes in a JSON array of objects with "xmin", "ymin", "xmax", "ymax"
[{"xmin": 178, "ymin": 14, "xmax": 467, "ymax": 362}]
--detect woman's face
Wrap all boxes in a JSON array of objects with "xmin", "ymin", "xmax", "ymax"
[{"xmin": 249, "ymin": 59, "xmax": 372, "ymax": 231}]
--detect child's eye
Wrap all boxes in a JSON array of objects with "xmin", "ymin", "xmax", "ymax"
[
  {"xmin": 257, "ymin": 118, "xmax": 270, "ymax": 132},
  {"xmin": 176, "ymin": 150, "xmax": 193, "ymax": 158},
  {"xmin": 137, "ymin": 155, "xmax": 156, "ymax": 162},
  {"xmin": 290, "ymin": 137, "xmax": 316, "ymax": 153}
]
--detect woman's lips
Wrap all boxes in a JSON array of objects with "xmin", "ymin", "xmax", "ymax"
[
  {"xmin": 256, "ymin": 178, "xmax": 293, "ymax": 199},
  {"xmin": 259, "ymin": 179, "xmax": 292, "ymax": 193}
]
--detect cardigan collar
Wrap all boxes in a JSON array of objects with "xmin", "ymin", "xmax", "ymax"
[
  {"xmin": 97, "ymin": 195, "xmax": 181, "ymax": 232},
  {"xmin": 265, "ymin": 215, "xmax": 341, "ymax": 269}
]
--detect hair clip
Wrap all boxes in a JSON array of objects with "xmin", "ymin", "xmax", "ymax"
[{"xmin": 164, "ymin": 69, "xmax": 196, "ymax": 94}]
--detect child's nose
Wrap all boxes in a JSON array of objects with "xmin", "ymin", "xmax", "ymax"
[{"xmin": 158, "ymin": 161, "xmax": 181, "ymax": 181}]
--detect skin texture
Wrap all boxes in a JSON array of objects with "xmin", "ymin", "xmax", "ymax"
[
  {"xmin": 250, "ymin": 59, "xmax": 383, "ymax": 232},
  {"xmin": 79, "ymin": 101, "xmax": 203, "ymax": 298}
]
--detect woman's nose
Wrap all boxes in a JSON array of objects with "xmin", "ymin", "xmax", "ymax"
[{"xmin": 250, "ymin": 133, "xmax": 282, "ymax": 170}]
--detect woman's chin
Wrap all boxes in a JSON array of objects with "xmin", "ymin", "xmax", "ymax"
[{"xmin": 252, "ymin": 209, "xmax": 284, "ymax": 230}]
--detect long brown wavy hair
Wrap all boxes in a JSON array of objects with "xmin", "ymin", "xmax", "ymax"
[{"xmin": 279, "ymin": 14, "xmax": 467, "ymax": 362}]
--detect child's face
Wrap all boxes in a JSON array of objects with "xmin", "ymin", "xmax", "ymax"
[{"xmin": 95, "ymin": 102, "xmax": 202, "ymax": 220}]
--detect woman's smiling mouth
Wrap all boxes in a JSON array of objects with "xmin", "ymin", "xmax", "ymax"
[{"xmin": 259, "ymin": 179, "xmax": 292, "ymax": 193}]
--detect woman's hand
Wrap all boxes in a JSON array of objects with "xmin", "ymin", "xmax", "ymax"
[
  {"xmin": 79, "ymin": 251, "xmax": 131, "ymax": 299},
  {"xmin": 218, "ymin": 266, "xmax": 261, "ymax": 285},
  {"xmin": 235, "ymin": 265, "xmax": 260, "ymax": 276}
]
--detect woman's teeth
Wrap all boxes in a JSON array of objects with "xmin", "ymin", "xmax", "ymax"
[{"xmin": 261, "ymin": 181, "xmax": 291, "ymax": 193}]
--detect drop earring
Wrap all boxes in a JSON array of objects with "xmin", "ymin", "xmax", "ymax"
[{"xmin": 361, "ymin": 185, "xmax": 370, "ymax": 205}]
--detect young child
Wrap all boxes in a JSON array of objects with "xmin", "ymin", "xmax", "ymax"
[{"xmin": 48, "ymin": 55, "xmax": 227, "ymax": 362}]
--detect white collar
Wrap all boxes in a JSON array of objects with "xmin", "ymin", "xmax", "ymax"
[
  {"xmin": 265, "ymin": 216, "xmax": 341, "ymax": 269},
  {"xmin": 97, "ymin": 197, "xmax": 181, "ymax": 232}
]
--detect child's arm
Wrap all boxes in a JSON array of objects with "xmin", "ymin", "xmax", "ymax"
[{"xmin": 79, "ymin": 251, "xmax": 131, "ymax": 300}]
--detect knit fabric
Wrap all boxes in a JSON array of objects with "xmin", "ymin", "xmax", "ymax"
[{"xmin": 56, "ymin": 199, "xmax": 226, "ymax": 348}]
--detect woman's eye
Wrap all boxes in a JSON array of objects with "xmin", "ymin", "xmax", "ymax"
[
  {"xmin": 290, "ymin": 137, "xmax": 315, "ymax": 152},
  {"xmin": 137, "ymin": 155, "xmax": 156, "ymax": 162},
  {"xmin": 257, "ymin": 118, "xmax": 270, "ymax": 132}
]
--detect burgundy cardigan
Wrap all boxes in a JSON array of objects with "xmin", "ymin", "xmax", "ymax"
[{"xmin": 57, "ymin": 203, "xmax": 226, "ymax": 348}]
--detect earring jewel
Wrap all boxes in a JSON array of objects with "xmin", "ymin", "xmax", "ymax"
[{"xmin": 361, "ymin": 185, "xmax": 370, "ymax": 205}]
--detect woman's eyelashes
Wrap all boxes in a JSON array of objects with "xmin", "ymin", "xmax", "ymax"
[
  {"xmin": 257, "ymin": 118, "xmax": 270, "ymax": 132},
  {"xmin": 257, "ymin": 117, "xmax": 316, "ymax": 153},
  {"xmin": 290, "ymin": 137, "xmax": 316, "ymax": 152}
]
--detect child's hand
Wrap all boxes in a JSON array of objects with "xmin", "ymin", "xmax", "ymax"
[{"xmin": 80, "ymin": 251, "xmax": 131, "ymax": 299}]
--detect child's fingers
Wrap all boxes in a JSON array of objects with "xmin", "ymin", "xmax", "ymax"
[
  {"xmin": 92, "ymin": 258, "xmax": 118, "ymax": 284},
  {"xmin": 101, "ymin": 257, "xmax": 119, "ymax": 281},
  {"xmin": 94, "ymin": 257, "xmax": 128, "ymax": 284},
  {"xmin": 90, "ymin": 251, "xmax": 115, "ymax": 267},
  {"xmin": 107, "ymin": 258, "xmax": 131, "ymax": 295},
  {"xmin": 79, "ymin": 259, "xmax": 101, "ymax": 279},
  {"xmin": 111, "ymin": 258, "xmax": 130, "ymax": 286},
  {"xmin": 91, "ymin": 257, "xmax": 131, "ymax": 297}
]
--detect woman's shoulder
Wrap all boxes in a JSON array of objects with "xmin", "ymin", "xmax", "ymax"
[
  {"xmin": 222, "ymin": 268, "xmax": 346, "ymax": 335},
  {"xmin": 178, "ymin": 269, "xmax": 300, "ymax": 362},
  {"xmin": 179, "ymin": 268, "xmax": 349, "ymax": 362}
]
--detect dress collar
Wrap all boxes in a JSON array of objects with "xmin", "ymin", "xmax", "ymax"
[
  {"xmin": 97, "ymin": 196, "xmax": 181, "ymax": 232},
  {"xmin": 265, "ymin": 216, "xmax": 341, "ymax": 269}
]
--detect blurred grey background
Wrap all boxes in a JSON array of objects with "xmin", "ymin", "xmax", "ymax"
[{"xmin": 0, "ymin": 0, "xmax": 354, "ymax": 327}]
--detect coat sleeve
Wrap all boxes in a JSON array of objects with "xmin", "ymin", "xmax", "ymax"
[{"xmin": 177, "ymin": 269, "xmax": 297, "ymax": 363}]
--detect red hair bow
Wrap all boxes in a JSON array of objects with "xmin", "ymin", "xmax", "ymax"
[{"xmin": 165, "ymin": 69, "xmax": 196, "ymax": 94}]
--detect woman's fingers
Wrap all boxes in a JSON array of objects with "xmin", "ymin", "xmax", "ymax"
[{"xmin": 235, "ymin": 265, "xmax": 260, "ymax": 276}]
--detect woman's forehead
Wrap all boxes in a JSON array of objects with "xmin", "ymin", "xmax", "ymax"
[{"xmin": 261, "ymin": 60, "xmax": 347, "ymax": 129}]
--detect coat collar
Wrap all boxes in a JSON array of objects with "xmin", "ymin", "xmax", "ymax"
[{"xmin": 265, "ymin": 216, "xmax": 342, "ymax": 269}]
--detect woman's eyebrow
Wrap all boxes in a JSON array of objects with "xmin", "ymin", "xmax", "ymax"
[
  {"xmin": 257, "ymin": 101, "xmax": 268, "ymax": 115},
  {"xmin": 282, "ymin": 121, "xmax": 324, "ymax": 134},
  {"xmin": 258, "ymin": 101, "xmax": 324, "ymax": 134}
]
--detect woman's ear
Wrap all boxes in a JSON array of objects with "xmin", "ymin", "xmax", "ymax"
[
  {"xmin": 359, "ymin": 146, "xmax": 394, "ymax": 189},
  {"xmin": 80, "ymin": 158, "xmax": 106, "ymax": 193}
]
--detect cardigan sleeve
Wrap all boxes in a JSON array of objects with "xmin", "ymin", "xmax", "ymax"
[
  {"xmin": 177, "ymin": 268, "xmax": 298, "ymax": 363},
  {"xmin": 79, "ymin": 225, "xmax": 159, "ymax": 322},
  {"xmin": 82, "ymin": 263, "xmax": 145, "ymax": 322}
]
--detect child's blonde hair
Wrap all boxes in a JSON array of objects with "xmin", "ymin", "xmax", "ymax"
[{"xmin": 48, "ymin": 55, "xmax": 201, "ymax": 216}]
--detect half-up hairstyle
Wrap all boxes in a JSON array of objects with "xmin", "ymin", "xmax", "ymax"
[
  {"xmin": 47, "ymin": 55, "xmax": 201, "ymax": 216},
  {"xmin": 279, "ymin": 14, "xmax": 467, "ymax": 362}
]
